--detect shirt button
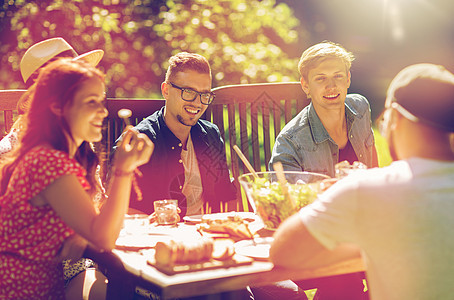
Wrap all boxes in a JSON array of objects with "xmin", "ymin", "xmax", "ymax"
[
  {"xmin": 350, "ymin": 135, "xmax": 353, "ymax": 138},
  {"xmin": 179, "ymin": 159, "xmax": 183, "ymax": 163},
  {"xmin": 171, "ymin": 146, "xmax": 175, "ymax": 150},
  {"xmin": 178, "ymin": 143, "xmax": 182, "ymax": 147},
  {"xmin": 179, "ymin": 186, "xmax": 183, "ymax": 189},
  {"xmin": 360, "ymin": 154, "xmax": 363, "ymax": 158}
]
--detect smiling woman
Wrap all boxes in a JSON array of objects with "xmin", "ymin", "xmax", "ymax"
[
  {"xmin": 0, "ymin": 58, "xmax": 154, "ymax": 299},
  {"xmin": 62, "ymin": 75, "xmax": 107, "ymax": 149}
]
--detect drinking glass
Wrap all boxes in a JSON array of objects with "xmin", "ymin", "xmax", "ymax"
[{"xmin": 154, "ymin": 199, "xmax": 179, "ymax": 226}]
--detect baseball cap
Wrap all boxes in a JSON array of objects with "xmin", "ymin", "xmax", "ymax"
[
  {"xmin": 20, "ymin": 37, "xmax": 104, "ymax": 83},
  {"xmin": 385, "ymin": 63, "xmax": 454, "ymax": 132}
]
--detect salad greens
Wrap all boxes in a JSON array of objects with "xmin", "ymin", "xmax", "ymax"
[{"xmin": 248, "ymin": 177, "xmax": 319, "ymax": 229}]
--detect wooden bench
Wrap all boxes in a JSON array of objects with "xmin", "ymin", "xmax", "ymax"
[
  {"xmin": 105, "ymin": 82, "xmax": 309, "ymax": 210},
  {"xmin": 209, "ymin": 82, "xmax": 308, "ymax": 176},
  {"xmin": 1, "ymin": 83, "xmax": 310, "ymax": 210},
  {"xmin": 0, "ymin": 90, "xmax": 25, "ymax": 137}
]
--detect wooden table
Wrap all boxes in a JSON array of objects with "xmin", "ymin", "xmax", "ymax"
[{"xmin": 84, "ymin": 214, "xmax": 365, "ymax": 299}]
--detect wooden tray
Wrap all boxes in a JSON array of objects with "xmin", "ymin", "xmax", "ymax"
[{"xmin": 147, "ymin": 252, "xmax": 253, "ymax": 275}]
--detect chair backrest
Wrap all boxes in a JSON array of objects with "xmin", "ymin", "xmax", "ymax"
[
  {"xmin": 0, "ymin": 89, "xmax": 27, "ymax": 137},
  {"xmin": 104, "ymin": 98, "xmax": 166, "ymax": 156},
  {"xmin": 1, "ymin": 84, "xmax": 309, "ymax": 210},
  {"xmin": 208, "ymin": 82, "xmax": 308, "ymax": 174},
  {"xmin": 104, "ymin": 82, "xmax": 309, "ymax": 170}
]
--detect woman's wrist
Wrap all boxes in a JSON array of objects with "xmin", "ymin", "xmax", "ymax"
[
  {"xmin": 112, "ymin": 168, "xmax": 134, "ymax": 177},
  {"xmin": 110, "ymin": 168, "xmax": 144, "ymax": 201}
]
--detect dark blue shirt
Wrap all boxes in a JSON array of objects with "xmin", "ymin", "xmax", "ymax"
[{"xmin": 116, "ymin": 107, "xmax": 238, "ymax": 216}]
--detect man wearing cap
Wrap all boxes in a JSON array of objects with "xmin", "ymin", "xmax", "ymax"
[
  {"xmin": 0, "ymin": 37, "xmax": 103, "ymax": 158},
  {"xmin": 270, "ymin": 63, "xmax": 454, "ymax": 299},
  {"xmin": 0, "ymin": 37, "xmax": 107, "ymax": 300}
]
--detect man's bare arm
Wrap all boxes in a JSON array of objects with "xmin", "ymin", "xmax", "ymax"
[{"xmin": 270, "ymin": 212, "xmax": 361, "ymax": 269}]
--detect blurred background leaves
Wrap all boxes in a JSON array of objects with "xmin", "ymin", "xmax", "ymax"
[
  {"xmin": 1, "ymin": 0, "xmax": 454, "ymax": 120},
  {"xmin": 0, "ymin": 0, "xmax": 303, "ymax": 98}
]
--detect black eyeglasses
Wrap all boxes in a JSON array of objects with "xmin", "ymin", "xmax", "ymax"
[{"xmin": 168, "ymin": 82, "xmax": 215, "ymax": 105}]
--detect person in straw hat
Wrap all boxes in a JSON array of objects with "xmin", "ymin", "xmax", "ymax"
[
  {"xmin": 1, "ymin": 37, "xmax": 104, "ymax": 159},
  {"xmin": 0, "ymin": 38, "xmax": 108, "ymax": 300},
  {"xmin": 20, "ymin": 37, "xmax": 104, "ymax": 88},
  {"xmin": 0, "ymin": 57, "xmax": 153, "ymax": 299},
  {"xmin": 270, "ymin": 63, "xmax": 454, "ymax": 300}
]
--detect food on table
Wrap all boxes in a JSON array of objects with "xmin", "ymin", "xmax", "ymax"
[
  {"xmin": 201, "ymin": 212, "xmax": 256, "ymax": 223},
  {"xmin": 197, "ymin": 214, "xmax": 254, "ymax": 239},
  {"xmin": 240, "ymin": 171, "xmax": 329, "ymax": 230},
  {"xmin": 318, "ymin": 178, "xmax": 339, "ymax": 192},
  {"xmin": 155, "ymin": 237, "xmax": 213, "ymax": 265},
  {"xmin": 249, "ymin": 178, "xmax": 319, "ymax": 229},
  {"xmin": 154, "ymin": 237, "xmax": 234, "ymax": 266},
  {"xmin": 212, "ymin": 239, "xmax": 235, "ymax": 260}
]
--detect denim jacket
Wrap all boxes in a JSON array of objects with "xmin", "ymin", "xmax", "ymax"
[
  {"xmin": 116, "ymin": 107, "xmax": 237, "ymax": 216},
  {"xmin": 269, "ymin": 94, "xmax": 376, "ymax": 177}
]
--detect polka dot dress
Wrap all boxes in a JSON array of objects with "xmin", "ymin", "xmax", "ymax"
[{"xmin": 0, "ymin": 146, "xmax": 90, "ymax": 299}]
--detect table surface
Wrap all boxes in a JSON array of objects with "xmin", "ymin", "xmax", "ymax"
[{"xmin": 90, "ymin": 212, "xmax": 365, "ymax": 299}]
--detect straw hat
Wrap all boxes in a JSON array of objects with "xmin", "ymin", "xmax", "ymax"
[{"xmin": 20, "ymin": 37, "xmax": 104, "ymax": 83}]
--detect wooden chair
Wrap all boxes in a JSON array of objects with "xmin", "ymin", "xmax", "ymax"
[
  {"xmin": 103, "ymin": 82, "xmax": 309, "ymax": 211},
  {"xmin": 208, "ymin": 82, "xmax": 308, "ymax": 172},
  {"xmin": 207, "ymin": 82, "xmax": 309, "ymax": 200},
  {"xmin": 0, "ymin": 89, "xmax": 27, "ymax": 137}
]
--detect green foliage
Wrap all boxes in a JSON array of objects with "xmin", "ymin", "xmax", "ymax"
[
  {"xmin": 155, "ymin": 0, "xmax": 300, "ymax": 86},
  {"xmin": 0, "ymin": 0, "xmax": 302, "ymax": 97},
  {"xmin": 373, "ymin": 127, "xmax": 393, "ymax": 167}
]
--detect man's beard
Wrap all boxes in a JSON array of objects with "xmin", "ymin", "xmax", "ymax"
[{"xmin": 177, "ymin": 114, "xmax": 198, "ymax": 127}]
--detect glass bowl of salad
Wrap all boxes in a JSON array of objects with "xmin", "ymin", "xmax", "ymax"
[{"xmin": 238, "ymin": 171, "xmax": 330, "ymax": 230}]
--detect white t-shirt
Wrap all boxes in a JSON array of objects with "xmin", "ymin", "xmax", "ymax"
[
  {"xmin": 300, "ymin": 158, "xmax": 454, "ymax": 300},
  {"xmin": 181, "ymin": 134, "xmax": 204, "ymax": 215}
]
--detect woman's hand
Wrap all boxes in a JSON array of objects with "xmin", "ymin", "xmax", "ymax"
[{"xmin": 114, "ymin": 126, "xmax": 154, "ymax": 172}]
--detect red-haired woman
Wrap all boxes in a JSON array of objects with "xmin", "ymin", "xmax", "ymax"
[{"xmin": 0, "ymin": 58, "xmax": 153, "ymax": 299}]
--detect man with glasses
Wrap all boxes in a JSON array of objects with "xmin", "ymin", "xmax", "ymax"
[
  {"xmin": 122, "ymin": 52, "xmax": 238, "ymax": 217},
  {"xmin": 270, "ymin": 63, "xmax": 454, "ymax": 299}
]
